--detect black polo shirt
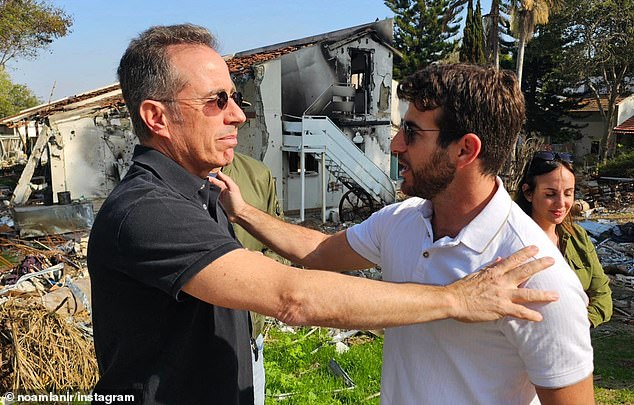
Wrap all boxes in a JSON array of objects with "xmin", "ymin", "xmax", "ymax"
[{"xmin": 88, "ymin": 145, "xmax": 253, "ymax": 404}]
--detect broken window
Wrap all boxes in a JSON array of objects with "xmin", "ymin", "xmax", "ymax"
[
  {"xmin": 349, "ymin": 49, "xmax": 373, "ymax": 115},
  {"xmin": 288, "ymin": 152, "xmax": 318, "ymax": 174}
]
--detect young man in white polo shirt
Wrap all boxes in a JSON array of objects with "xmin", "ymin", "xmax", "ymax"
[{"xmin": 212, "ymin": 63, "xmax": 593, "ymax": 404}]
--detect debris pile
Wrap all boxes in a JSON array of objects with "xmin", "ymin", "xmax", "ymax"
[
  {"xmin": 0, "ymin": 300, "xmax": 97, "ymax": 391},
  {"xmin": 579, "ymin": 178, "xmax": 634, "ymax": 214},
  {"xmin": 0, "ymin": 234, "xmax": 96, "ymax": 391},
  {"xmin": 579, "ymin": 218, "xmax": 634, "ymax": 325}
]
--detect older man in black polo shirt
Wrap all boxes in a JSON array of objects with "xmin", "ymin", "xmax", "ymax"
[{"xmin": 87, "ymin": 24, "xmax": 558, "ymax": 404}]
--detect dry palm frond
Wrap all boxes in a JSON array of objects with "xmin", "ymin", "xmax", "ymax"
[{"xmin": 0, "ymin": 298, "xmax": 97, "ymax": 392}]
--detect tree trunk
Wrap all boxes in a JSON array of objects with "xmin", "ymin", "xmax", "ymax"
[
  {"xmin": 487, "ymin": 0, "xmax": 500, "ymax": 69},
  {"xmin": 516, "ymin": 35, "xmax": 526, "ymax": 87},
  {"xmin": 600, "ymin": 109, "xmax": 619, "ymax": 163},
  {"xmin": 599, "ymin": 125, "xmax": 609, "ymax": 164}
]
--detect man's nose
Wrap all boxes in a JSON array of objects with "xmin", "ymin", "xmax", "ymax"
[
  {"xmin": 226, "ymin": 97, "xmax": 247, "ymax": 125},
  {"xmin": 391, "ymin": 127, "xmax": 406, "ymax": 154}
]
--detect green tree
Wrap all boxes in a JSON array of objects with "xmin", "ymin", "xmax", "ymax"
[
  {"xmin": 0, "ymin": 0, "xmax": 73, "ymax": 67},
  {"xmin": 386, "ymin": 0, "xmax": 463, "ymax": 79},
  {"xmin": 0, "ymin": 67, "xmax": 39, "ymax": 118},
  {"xmin": 560, "ymin": 0, "xmax": 634, "ymax": 162},
  {"xmin": 460, "ymin": 0, "xmax": 486, "ymax": 64},
  {"xmin": 521, "ymin": 12, "xmax": 585, "ymax": 144},
  {"xmin": 473, "ymin": 0, "xmax": 486, "ymax": 64},
  {"xmin": 460, "ymin": 0, "xmax": 474, "ymax": 62}
]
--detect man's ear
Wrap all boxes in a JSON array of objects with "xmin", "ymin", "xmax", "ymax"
[
  {"xmin": 522, "ymin": 184, "xmax": 533, "ymax": 202},
  {"xmin": 454, "ymin": 133, "xmax": 481, "ymax": 169},
  {"xmin": 139, "ymin": 100, "xmax": 171, "ymax": 139}
]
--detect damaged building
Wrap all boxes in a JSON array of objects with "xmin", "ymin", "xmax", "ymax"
[
  {"xmin": 226, "ymin": 19, "xmax": 400, "ymax": 221},
  {"xmin": 0, "ymin": 19, "xmax": 402, "ymax": 234}
]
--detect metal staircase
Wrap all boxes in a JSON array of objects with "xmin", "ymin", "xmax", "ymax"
[{"xmin": 282, "ymin": 114, "xmax": 396, "ymax": 220}]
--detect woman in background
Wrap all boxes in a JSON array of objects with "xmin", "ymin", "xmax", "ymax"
[{"xmin": 515, "ymin": 151, "xmax": 612, "ymax": 327}]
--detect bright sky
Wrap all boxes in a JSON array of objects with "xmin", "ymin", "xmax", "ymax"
[{"xmin": 6, "ymin": 0, "xmax": 492, "ymax": 102}]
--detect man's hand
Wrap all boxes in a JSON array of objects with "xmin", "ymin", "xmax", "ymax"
[
  {"xmin": 447, "ymin": 245, "xmax": 558, "ymax": 322},
  {"xmin": 209, "ymin": 171, "xmax": 248, "ymax": 222}
]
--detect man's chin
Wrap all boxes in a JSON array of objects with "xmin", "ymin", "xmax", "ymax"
[
  {"xmin": 400, "ymin": 183, "xmax": 426, "ymax": 199},
  {"xmin": 219, "ymin": 149, "xmax": 235, "ymax": 166},
  {"xmin": 400, "ymin": 183, "xmax": 414, "ymax": 197}
]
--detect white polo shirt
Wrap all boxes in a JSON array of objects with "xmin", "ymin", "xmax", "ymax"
[{"xmin": 346, "ymin": 179, "xmax": 593, "ymax": 405}]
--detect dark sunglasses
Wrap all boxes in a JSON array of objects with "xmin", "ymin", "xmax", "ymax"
[
  {"xmin": 400, "ymin": 121, "xmax": 440, "ymax": 145},
  {"xmin": 532, "ymin": 151, "xmax": 574, "ymax": 163},
  {"xmin": 156, "ymin": 91, "xmax": 245, "ymax": 110}
]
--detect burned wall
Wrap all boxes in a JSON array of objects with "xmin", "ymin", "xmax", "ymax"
[
  {"xmin": 48, "ymin": 108, "xmax": 136, "ymax": 204},
  {"xmin": 281, "ymin": 46, "xmax": 338, "ymax": 117},
  {"xmin": 324, "ymin": 35, "xmax": 394, "ymax": 177},
  {"xmin": 232, "ymin": 59, "xmax": 284, "ymax": 204}
]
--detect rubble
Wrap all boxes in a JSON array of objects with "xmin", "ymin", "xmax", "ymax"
[
  {"xmin": 0, "ymin": 232, "xmax": 95, "ymax": 390},
  {"xmin": 0, "ymin": 299, "xmax": 97, "ymax": 391},
  {"xmin": 579, "ymin": 177, "xmax": 634, "ymax": 212},
  {"xmin": 12, "ymin": 201, "xmax": 94, "ymax": 238}
]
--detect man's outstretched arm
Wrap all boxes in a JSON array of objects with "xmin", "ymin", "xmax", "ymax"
[
  {"xmin": 183, "ymin": 245, "xmax": 558, "ymax": 328},
  {"xmin": 210, "ymin": 171, "xmax": 379, "ymax": 271}
]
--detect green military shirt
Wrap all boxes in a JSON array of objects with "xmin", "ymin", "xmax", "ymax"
[
  {"xmin": 558, "ymin": 223, "xmax": 613, "ymax": 327},
  {"xmin": 223, "ymin": 152, "xmax": 289, "ymax": 337}
]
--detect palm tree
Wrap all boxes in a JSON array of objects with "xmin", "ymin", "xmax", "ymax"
[
  {"xmin": 510, "ymin": 0, "xmax": 561, "ymax": 86},
  {"xmin": 484, "ymin": 0, "xmax": 501, "ymax": 69}
]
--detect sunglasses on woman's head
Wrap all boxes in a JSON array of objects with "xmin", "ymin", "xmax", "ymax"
[{"xmin": 532, "ymin": 151, "xmax": 574, "ymax": 163}]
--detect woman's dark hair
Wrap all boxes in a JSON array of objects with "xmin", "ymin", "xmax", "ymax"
[{"xmin": 514, "ymin": 153, "xmax": 576, "ymax": 235}]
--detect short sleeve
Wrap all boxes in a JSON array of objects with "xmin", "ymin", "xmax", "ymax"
[
  {"xmin": 500, "ymin": 259, "xmax": 594, "ymax": 388},
  {"xmin": 346, "ymin": 207, "xmax": 392, "ymax": 265},
  {"xmin": 115, "ymin": 190, "xmax": 242, "ymax": 300}
]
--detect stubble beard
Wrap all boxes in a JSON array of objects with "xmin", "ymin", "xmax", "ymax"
[{"xmin": 401, "ymin": 148, "xmax": 456, "ymax": 200}]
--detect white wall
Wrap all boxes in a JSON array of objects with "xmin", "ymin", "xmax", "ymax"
[
  {"xmin": 259, "ymin": 60, "xmax": 284, "ymax": 204},
  {"xmin": 48, "ymin": 112, "xmax": 136, "ymax": 203},
  {"xmin": 284, "ymin": 170, "xmax": 341, "ymax": 212},
  {"xmin": 617, "ymin": 95, "xmax": 634, "ymax": 124},
  {"xmin": 235, "ymin": 59, "xmax": 285, "ymax": 204},
  {"xmin": 569, "ymin": 113, "xmax": 604, "ymax": 160}
]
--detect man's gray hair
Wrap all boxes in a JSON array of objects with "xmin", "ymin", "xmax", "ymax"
[{"xmin": 117, "ymin": 24, "xmax": 218, "ymax": 141}]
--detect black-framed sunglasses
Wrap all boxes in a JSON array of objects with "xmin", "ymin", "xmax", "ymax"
[
  {"xmin": 532, "ymin": 151, "xmax": 574, "ymax": 163},
  {"xmin": 400, "ymin": 121, "xmax": 441, "ymax": 145},
  {"xmin": 156, "ymin": 91, "xmax": 246, "ymax": 110}
]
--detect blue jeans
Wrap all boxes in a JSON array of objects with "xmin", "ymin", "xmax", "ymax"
[{"xmin": 251, "ymin": 334, "xmax": 265, "ymax": 405}]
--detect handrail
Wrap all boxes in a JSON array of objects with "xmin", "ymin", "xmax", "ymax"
[
  {"xmin": 303, "ymin": 85, "xmax": 333, "ymax": 116},
  {"xmin": 303, "ymin": 83, "xmax": 354, "ymax": 116},
  {"xmin": 300, "ymin": 115, "xmax": 396, "ymax": 204}
]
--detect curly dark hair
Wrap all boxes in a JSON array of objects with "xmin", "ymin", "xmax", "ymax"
[{"xmin": 397, "ymin": 63, "xmax": 525, "ymax": 176}]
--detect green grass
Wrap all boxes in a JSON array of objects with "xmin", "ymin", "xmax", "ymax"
[
  {"xmin": 264, "ymin": 325, "xmax": 634, "ymax": 404},
  {"xmin": 593, "ymin": 330, "xmax": 634, "ymax": 405},
  {"xmin": 264, "ymin": 327, "xmax": 382, "ymax": 404}
]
